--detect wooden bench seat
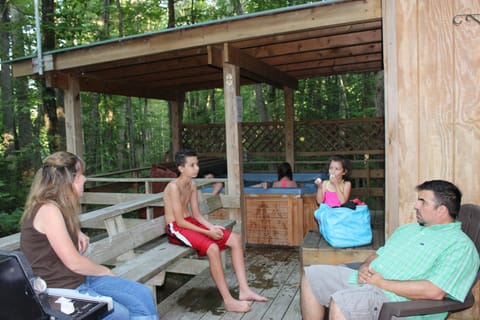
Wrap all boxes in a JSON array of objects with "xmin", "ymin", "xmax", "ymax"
[
  {"xmin": 301, "ymin": 229, "xmax": 384, "ymax": 267},
  {"xmin": 111, "ymin": 219, "xmax": 234, "ymax": 283}
]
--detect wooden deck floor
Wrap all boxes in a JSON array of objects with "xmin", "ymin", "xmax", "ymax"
[{"xmin": 156, "ymin": 246, "xmax": 302, "ymax": 320}]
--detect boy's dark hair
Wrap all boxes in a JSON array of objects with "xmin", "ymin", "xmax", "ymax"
[
  {"xmin": 329, "ymin": 155, "xmax": 352, "ymax": 179},
  {"xmin": 277, "ymin": 162, "xmax": 293, "ymax": 181},
  {"xmin": 175, "ymin": 149, "xmax": 197, "ymax": 167},
  {"xmin": 416, "ymin": 180, "xmax": 462, "ymax": 219}
]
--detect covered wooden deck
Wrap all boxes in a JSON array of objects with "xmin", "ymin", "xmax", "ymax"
[{"xmin": 156, "ymin": 246, "xmax": 302, "ymax": 320}]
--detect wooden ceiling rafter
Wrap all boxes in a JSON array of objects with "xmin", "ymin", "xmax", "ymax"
[
  {"xmin": 290, "ymin": 61, "xmax": 383, "ymax": 78},
  {"xmin": 278, "ymin": 53, "xmax": 383, "ymax": 73},
  {"xmin": 262, "ymin": 42, "xmax": 383, "ymax": 66},
  {"xmin": 84, "ymin": 54, "xmax": 210, "ymax": 81},
  {"xmin": 231, "ymin": 20, "xmax": 381, "ymax": 49}
]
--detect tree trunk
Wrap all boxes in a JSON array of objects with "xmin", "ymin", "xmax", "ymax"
[
  {"xmin": 127, "ymin": 98, "xmax": 136, "ymax": 168},
  {"xmin": 138, "ymin": 98, "xmax": 148, "ymax": 163},
  {"xmin": 375, "ymin": 71, "xmax": 385, "ymax": 117},
  {"xmin": 115, "ymin": 0, "xmax": 129, "ymax": 169},
  {"xmin": 338, "ymin": 74, "xmax": 349, "ymax": 118},
  {"xmin": 0, "ymin": 0, "xmax": 14, "ymax": 154},
  {"xmin": 208, "ymin": 89, "xmax": 216, "ymax": 122},
  {"xmin": 233, "ymin": 0, "xmax": 244, "ymax": 15},
  {"xmin": 12, "ymin": 5, "xmax": 37, "ymax": 171},
  {"xmin": 41, "ymin": 0, "xmax": 62, "ymax": 152},
  {"xmin": 87, "ymin": 94, "xmax": 102, "ymax": 174},
  {"xmin": 115, "ymin": 0, "xmax": 123, "ymax": 37},
  {"xmin": 166, "ymin": 0, "xmax": 176, "ymax": 156},
  {"xmin": 117, "ymin": 100, "xmax": 126, "ymax": 170},
  {"xmin": 255, "ymin": 84, "xmax": 269, "ymax": 122},
  {"xmin": 99, "ymin": 0, "xmax": 111, "ymax": 40},
  {"xmin": 167, "ymin": 0, "xmax": 175, "ymax": 28},
  {"xmin": 55, "ymin": 89, "xmax": 66, "ymax": 150}
]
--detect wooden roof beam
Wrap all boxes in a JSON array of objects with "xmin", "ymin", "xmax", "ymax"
[
  {"xmin": 46, "ymin": 72, "xmax": 182, "ymax": 100},
  {"xmin": 208, "ymin": 44, "xmax": 298, "ymax": 89}
]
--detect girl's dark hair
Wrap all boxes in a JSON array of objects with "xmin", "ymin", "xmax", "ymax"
[
  {"xmin": 277, "ymin": 162, "xmax": 293, "ymax": 181},
  {"xmin": 329, "ymin": 155, "xmax": 352, "ymax": 179}
]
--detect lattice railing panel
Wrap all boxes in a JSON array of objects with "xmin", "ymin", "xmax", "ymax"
[
  {"xmin": 242, "ymin": 123, "xmax": 285, "ymax": 153},
  {"xmin": 182, "ymin": 124, "xmax": 226, "ymax": 153},
  {"xmin": 182, "ymin": 118, "xmax": 384, "ymax": 155},
  {"xmin": 296, "ymin": 119, "xmax": 384, "ymax": 153}
]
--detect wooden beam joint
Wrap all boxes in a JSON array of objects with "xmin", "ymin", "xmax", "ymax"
[{"xmin": 208, "ymin": 44, "xmax": 298, "ymax": 89}]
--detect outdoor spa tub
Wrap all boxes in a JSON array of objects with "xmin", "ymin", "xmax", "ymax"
[{"xmin": 243, "ymin": 172, "xmax": 328, "ymax": 247}]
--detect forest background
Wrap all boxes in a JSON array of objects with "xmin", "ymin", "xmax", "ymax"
[{"xmin": 0, "ymin": 0, "xmax": 383, "ymax": 236}]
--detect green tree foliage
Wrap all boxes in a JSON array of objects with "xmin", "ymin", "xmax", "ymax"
[{"xmin": 183, "ymin": 72, "xmax": 379, "ymax": 124}]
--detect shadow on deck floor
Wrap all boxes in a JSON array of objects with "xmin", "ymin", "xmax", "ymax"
[{"xmin": 156, "ymin": 246, "xmax": 302, "ymax": 320}]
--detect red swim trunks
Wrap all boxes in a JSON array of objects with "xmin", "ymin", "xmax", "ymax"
[{"xmin": 166, "ymin": 216, "xmax": 232, "ymax": 256}]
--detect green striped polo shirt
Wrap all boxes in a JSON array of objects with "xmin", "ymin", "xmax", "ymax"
[{"xmin": 349, "ymin": 222, "xmax": 479, "ymax": 320}]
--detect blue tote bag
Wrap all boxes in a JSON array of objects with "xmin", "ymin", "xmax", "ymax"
[{"xmin": 314, "ymin": 203, "xmax": 372, "ymax": 248}]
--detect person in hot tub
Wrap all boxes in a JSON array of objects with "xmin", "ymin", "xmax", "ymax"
[
  {"xmin": 314, "ymin": 155, "xmax": 352, "ymax": 207},
  {"xmin": 272, "ymin": 162, "xmax": 298, "ymax": 188}
]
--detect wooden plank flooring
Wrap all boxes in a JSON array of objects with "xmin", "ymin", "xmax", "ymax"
[{"xmin": 157, "ymin": 247, "xmax": 302, "ymax": 320}]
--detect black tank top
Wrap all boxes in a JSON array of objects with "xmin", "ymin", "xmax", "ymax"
[{"xmin": 20, "ymin": 207, "xmax": 85, "ymax": 289}]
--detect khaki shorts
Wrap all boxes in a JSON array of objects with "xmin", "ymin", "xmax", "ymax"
[{"xmin": 304, "ymin": 264, "xmax": 391, "ymax": 320}]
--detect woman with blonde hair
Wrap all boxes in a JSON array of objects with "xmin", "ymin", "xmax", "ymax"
[{"xmin": 20, "ymin": 151, "xmax": 159, "ymax": 319}]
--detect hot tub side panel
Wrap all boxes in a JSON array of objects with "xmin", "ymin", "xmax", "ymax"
[{"xmin": 244, "ymin": 193, "xmax": 306, "ymax": 246}]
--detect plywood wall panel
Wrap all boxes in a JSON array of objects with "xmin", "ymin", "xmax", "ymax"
[
  {"xmin": 396, "ymin": 0, "xmax": 421, "ymax": 225},
  {"xmin": 384, "ymin": 0, "xmax": 421, "ymax": 232},
  {"xmin": 418, "ymin": 1, "xmax": 456, "ymax": 182},
  {"xmin": 386, "ymin": 0, "xmax": 480, "ymax": 229},
  {"xmin": 453, "ymin": 0, "xmax": 480, "ymax": 204}
]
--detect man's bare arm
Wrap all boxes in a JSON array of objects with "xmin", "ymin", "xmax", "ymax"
[{"xmin": 368, "ymin": 272, "xmax": 446, "ymax": 300}]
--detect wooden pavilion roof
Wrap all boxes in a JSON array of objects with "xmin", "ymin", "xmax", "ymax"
[{"xmin": 12, "ymin": 0, "xmax": 382, "ymax": 100}]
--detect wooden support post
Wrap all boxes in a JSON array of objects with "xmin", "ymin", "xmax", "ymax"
[
  {"xmin": 146, "ymin": 271, "xmax": 166, "ymax": 302},
  {"xmin": 170, "ymin": 96, "xmax": 184, "ymax": 157},
  {"xmin": 223, "ymin": 62, "xmax": 244, "ymax": 239},
  {"xmin": 64, "ymin": 74, "xmax": 83, "ymax": 158},
  {"xmin": 284, "ymin": 87, "xmax": 295, "ymax": 170},
  {"xmin": 145, "ymin": 181, "xmax": 154, "ymax": 220},
  {"xmin": 104, "ymin": 216, "xmax": 135, "ymax": 261}
]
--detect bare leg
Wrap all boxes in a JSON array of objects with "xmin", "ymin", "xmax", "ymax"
[
  {"xmin": 328, "ymin": 299, "xmax": 346, "ymax": 320},
  {"xmin": 226, "ymin": 233, "xmax": 268, "ymax": 302},
  {"xmin": 206, "ymin": 243, "xmax": 251, "ymax": 312},
  {"xmin": 301, "ymin": 272, "xmax": 326, "ymax": 320}
]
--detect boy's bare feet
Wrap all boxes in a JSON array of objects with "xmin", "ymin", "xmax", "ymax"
[
  {"xmin": 224, "ymin": 299, "xmax": 252, "ymax": 312},
  {"xmin": 239, "ymin": 289, "xmax": 268, "ymax": 302}
]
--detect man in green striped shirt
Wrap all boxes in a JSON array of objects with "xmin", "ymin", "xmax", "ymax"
[{"xmin": 301, "ymin": 180, "xmax": 479, "ymax": 320}]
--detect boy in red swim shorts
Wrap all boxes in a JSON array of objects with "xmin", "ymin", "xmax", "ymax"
[{"xmin": 163, "ymin": 149, "xmax": 267, "ymax": 313}]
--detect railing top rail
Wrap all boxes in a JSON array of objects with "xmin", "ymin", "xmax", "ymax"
[
  {"xmin": 88, "ymin": 166, "xmax": 151, "ymax": 177},
  {"xmin": 79, "ymin": 193, "xmax": 164, "ymax": 224},
  {"xmin": 86, "ymin": 178, "xmax": 226, "ymax": 185}
]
